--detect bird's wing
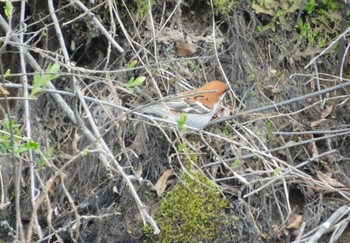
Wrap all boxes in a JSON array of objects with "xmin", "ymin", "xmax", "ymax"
[{"xmin": 165, "ymin": 96, "xmax": 211, "ymax": 114}]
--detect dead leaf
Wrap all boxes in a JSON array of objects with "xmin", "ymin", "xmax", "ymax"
[
  {"xmin": 310, "ymin": 119, "xmax": 327, "ymax": 127},
  {"xmin": 310, "ymin": 79, "xmax": 315, "ymax": 91},
  {"xmin": 113, "ymin": 186, "xmax": 119, "ymax": 194},
  {"xmin": 290, "ymin": 126, "xmax": 305, "ymax": 141},
  {"xmin": 316, "ymin": 170, "xmax": 346, "ymax": 188},
  {"xmin": 286, "ymin": 214, "xmax": 303, "ymax": 230},
  {"xmin": 310, "ymin": 120, "xmax": 320, "ymax": 127},
  {"xmin": 269, "ymin": 67, "xmax": 277, "ymax": 75},
  {"xmin": 338, "ymin": 97, "xmax": 349, "ymax": 107},
  {"xmin": 306, "ymin": 186, "xmax": 315, "ymax": 198},
  {"xmin": 0, "ymin": 86, "xmax": 9, "ymax": 95},
  {"xmin": 155, "ymin": 28, "xmax": 184, "ymax": 44},
  {"xmin": 310, "ymin": 134, "xmax": 319, "ymax": 159},
  {"xmin": 176, "ymin": 42, "xmax": 197, "ymax": 57},
  {"xmin": 271, "ymin": 87, "xmax": 282, "ymax": 94},
  {"xmin": 265, "ymin": 85, "xmax": 281, "ymax": 93},
  {"xmin": 154, "ymin": 169, "xmax": 175, "ymax": 197},
  {"xmin": 321, "ymin": 105, "xmax": 333, "ymax": 118}
]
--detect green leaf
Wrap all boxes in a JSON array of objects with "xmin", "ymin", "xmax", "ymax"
[
  {"xmin": 14, "ymin": 140, "xmax": 39, "ymax": 157},
  {"xmin": 47, "ymin": 62, "xmax": 60, "ymax": 75},
  {"xmin": 127, "ymin": 60, "xmax": 138, "ymax": 69},
  {"xmin": 177, "ymin": 113, "xmax": 187, "ymax": 132},
  {"xmin": 4, "ymin": 69, "xmax": 11, "ymax": 78},
  {"xmin": 81, "ymin": 148, "xmax": 90, "ymax": 156},
  {"xmin": 178, "ymin": 142, "xmax": 186, "ymax": 152},
  {"xmin": 304, "ymin": 1, "xmax": 316, "ymax": 14},
  {"xmin": 0, "ymin": 140, "xmax": 11, "ymax": 153},
  {"xmin": 36, "ymin": 147, "xmax": 54, "ymax": 170},
  {"xmin": 131, "ymin": 76, "xmax": 146, "ymax": 87},
  {"xmin": 128, "ymin": 77, "xmax": 135, "ymax": 84},
  {"xmin": 21, "ymin": 140, "xmax": 39, "ymax": 151},
  {"xmin": 124, "ymin": 76, "xmax": 146, "ymax": 93},
  {"xmin": 36, "ymin": 159, "xmax": 47, "ymax": 169},
  {"xmin": 2, "ymin": 117, "xmax": 21, "ymax": 139},
  {"xmin": 31, "ymin": 63, "xmax": 60, "ymax": 97},
  {"xmin": 45, "ymin": 147, "xmax": 54, "ymax": 159},
  {"xmin": 4, "ymin": 0, "xmax": 14, "ymax": 18},
  {"xmin": 231, "ymin": 159, "xmax": 241, "ymax": 168},
  {"xmin": 126, "ymin": 76, "xmax": 146, "ymax": 88}
]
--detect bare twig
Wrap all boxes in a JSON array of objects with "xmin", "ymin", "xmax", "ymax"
[
  {"xmin": 19, "ymin": 0, "xmax": 44, "ymax": 240},
  {"xmin": 211, "ymin": 79, "xmax": 350, "ymax": 125},
  {"xmin": 312, "ymin": 63, "xmax": 324, "ymax": 109},
  {"xmin": 305, "ymin": 205, "xmax": 350, "ymax": 243},
  {"xmin": 305, "ymin": 27, "xmax": 350, "ymax": 69},
  {"xmin": 0, "ymin": 14, "xmax": 77, "ymax": 124},
  {"xmin": 68, "ymin": 0, "xmax": 124, "ymax": 53},
  {"xmin": 0, "ymin": 12, "xmax": 26, "ymax": 242},
  {"xmin": 48, "ymin": 0, "xmax": 160, "ymax": 234}
]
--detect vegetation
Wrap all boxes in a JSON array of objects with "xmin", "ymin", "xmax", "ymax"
[
  {"xmin": 253, "ymin": 0, "xmax": 343, "ymax": 48},
  {"xmin": 0, "ymin": 117, "xmax": 39, "ymax": 157},
  {"xmin": 1, "ymin": 0, "xmax": 349, "ymax": 242},
  {"xmin": 148, "ymin": 171, "xmax": 234, "ymax": 242}
]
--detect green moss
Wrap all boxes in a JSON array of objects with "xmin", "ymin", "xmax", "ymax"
[
  {"xmin": 253, "ymin": 0, "xmax": 301, "ymax": 31},
  {"xmin": 212, "ymin": 0, "xmax": 237, "ymax": 15},
  {"xmin": 149, "ymin": 171, "xmax": 235, "ymax": 242},
  {"xmin": 252, "ymin": 0, "xmax": 343, "ymax": 50},
  {"xmin": 124, "ymin": 0, "xmax": 155, "ymax": 19}
]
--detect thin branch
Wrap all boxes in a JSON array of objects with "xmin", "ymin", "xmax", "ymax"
[
  {"xmin": 0, "ymin": 14, "xmax": 77, "ymax": 124},
  {"xmin": 211, "ymin": 79, "xmax": 350, "ymax": 125},
  {"xmin": 68, "ymin": 0, "xmax": 124, "ymax": 53},
  {"xmin": 306, "ymin": 205, "xmax": 350, "ymax": 243},
  {"xmin": 0, "ymin": 12, "xmax": 26, "ymax": 242},
  {"xmin": 48, "ymin": 0, "xmax": 160, "ymax": 234},
  {"xmin": 19, "ymin": 0, "xmax": 43, "ymax": 240},
  {"xmin": 305, "ymin": 27, "xmax": 350, "ymax": 69}
]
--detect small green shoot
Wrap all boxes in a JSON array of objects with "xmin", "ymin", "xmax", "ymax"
[
  {"xmin": 178, "ymin": 142, "xmax": 186, "ymax": 152},
  {"xmin": 36, "ymin": 159, "xmax": 47, "ymax": 170},
  {"xmin": 4, "ymin": 69, "xmax": 11, "ymax": 78},
  {"xmin": 273, "ymin": 167, "xmax": 281, "ymax": 177},
  {"xmin": 0, "ymin": 117, "xmax": 41, "ymax": 157},
  {"xmin": 4, "ymin": 0, "xmax": 14, "ymax": 18},
  {"xmin": 298, "ymin": 19, "xmax": 311, "ymax": 37},
  {"xmin": 81, "ymin": 148, "xmax": 90, "ymax": 156},
  {"xmin": 16, "ymin": 140, "xmax": 39, "ymax": 156},
  {"xmin": 31, "ymin": 63, "xmax": 60, "ymax": 98},
  {"xmin": 177, "ymin": 113, "xmax": 187, "ymax": 132},
  {"xmin": 124, "ymin": 76, "xmax": 146, "ymax": 93},
  {"xmin": 222, "ymin": 124, "xmax": 231, "ymax": 135},
  {"xmin": 318, "ymin": 37, "xmax": 326, "ymax": 47},
  {"xmin": 124, "ymin": 60, "xmax": 146, "ymax": 93},
  {"xmin": 37, "ymin": 147, "xmax": 54, "ymax": 169},
  {"xmin": 127, "ymin": 60, "xmax": 138, "ymax": 69},
  {"xmin": 231, "ymin": 159, "xmax": 241, "ymax": 168},
  {"xmin": 304, "ymin": 0, "xmax": 316, "ymax": 14},
  {"xmin": 0, "ymin": 117, "xmax": 20, "ymax": 153}
]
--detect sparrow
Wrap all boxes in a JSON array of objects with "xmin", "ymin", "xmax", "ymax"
[{"xmin": 139, "ymin": 80, "xmax": 228, "ymax": 130}]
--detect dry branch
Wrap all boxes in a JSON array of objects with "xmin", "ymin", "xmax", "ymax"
[{"xmin": 0, "ymin": 6, "xmax": 160, "ymax": 236}]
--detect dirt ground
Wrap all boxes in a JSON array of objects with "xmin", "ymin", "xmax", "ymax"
[{"xmin": 1, "ymin": 0, "xmax": 350, "ymax": 242}]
